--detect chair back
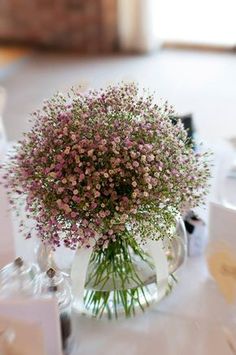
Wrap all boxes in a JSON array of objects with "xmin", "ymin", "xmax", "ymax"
[
  {"xmin": 0, "ymin": 87, "xmax": 15, "ymax": 267},
  {"xmin": 0, "ymin": 87, "xmax": 6, "ymax": 146}
]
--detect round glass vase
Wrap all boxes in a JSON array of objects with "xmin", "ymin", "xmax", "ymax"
[{"xmin": 71, "ymin": 218, "xmax": 187, "ymax": 320}]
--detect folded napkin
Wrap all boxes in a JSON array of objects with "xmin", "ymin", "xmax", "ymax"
[
  {"xmin": 208, "ymin": 202, "xmax": 236, "ymax": 247},
  {"xmin": 0, "ymin": 315, "xmax": 45, "ymax": 355},
  {"xmin": 207, "ymin": 202, "xmax": 236, "ymax": 304},
  {"xmin": 0, "ymin": 298, "xmax": 62, "ymax": 355}
]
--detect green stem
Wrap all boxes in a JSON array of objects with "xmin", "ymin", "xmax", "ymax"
[{"xmin": 81, "ymin": 233, "xmax": 157, "ymax": 319}]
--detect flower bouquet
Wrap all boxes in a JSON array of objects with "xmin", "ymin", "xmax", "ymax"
[{"xmin": 2, "ymin": 83, "xmax": 210, "ymax": 319}]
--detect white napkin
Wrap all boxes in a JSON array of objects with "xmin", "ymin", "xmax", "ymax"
[
  {"xmin": 208, "ymin": 202, "xmax": 236, "ymax": 246},
  {"xmin": 207, "ymin": 202, "xmax": 236, "ymax": 303},
  {"xmin": 0, "ymin": 315, "xmax": 45, "ymax": 355},
  {"xmin": 0, "ymin": 298, "xmax": 62, "ymax": 355}
]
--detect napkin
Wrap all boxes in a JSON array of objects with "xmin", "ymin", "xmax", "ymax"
[
  {"xmin": 0, "ymin": 315, "xmax": 45, "ymax": 355},
  {"xmin": 207, "ymin": 202, "xmax": 236, "ymax": 303},
  {"xmin": 0, "ymin": 298, "xmax": 62, "ymax": 355}
]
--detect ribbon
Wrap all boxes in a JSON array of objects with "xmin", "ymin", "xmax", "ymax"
[
  {"xmin": 146, "ymin": 239, "xmax": 169, "ymax": 300},
  {"xmin": 70, "ymin": 246, "xmax": 93, "ymax": 311}
]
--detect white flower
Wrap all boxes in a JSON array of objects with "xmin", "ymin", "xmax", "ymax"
[
  {"xmin": 120, "ymin": 214, "xmax": 128, "ymax": 223},
  {"xmin": 141, "ymin": 155, "xmax": 146, "ymax": 162},
  {"xmin": 148, "ymin": 154, "xmax": 155, "ymax": 162}
]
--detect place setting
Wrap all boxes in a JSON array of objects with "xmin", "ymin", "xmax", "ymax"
[{"xmin": 0, "ymin": 77, "xmax": 235, "ymax": 354}]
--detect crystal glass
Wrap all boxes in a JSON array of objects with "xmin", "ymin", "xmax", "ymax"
[
  {"xmin": 38, "ymin": 268, "xmax": 73, "ymax": 352},
  {"xmin": 0, "ymin": 257, "xmax": 39, "ymax": 298},
  {"xmin": 39, "ymin": 268, "xmax": 72, "ymax": 308}
]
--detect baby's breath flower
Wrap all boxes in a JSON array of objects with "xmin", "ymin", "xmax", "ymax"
[{"xmin": 1, "ymin": 83, "xmax": 210, "ymax": 249}]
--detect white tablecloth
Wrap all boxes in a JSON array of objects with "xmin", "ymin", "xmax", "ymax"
[
  {"xmin": 72, "ymin": 138, "xmax": 236, "ymax": 355},
  {"xmin": 69, "ymin": 255, "xmax": 236, "ymax": 355},
  {"xmin": 2, "ymin": 139, "xmax": 236, "ymax": 355}
]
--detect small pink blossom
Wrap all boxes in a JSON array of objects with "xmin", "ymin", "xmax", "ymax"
[
  {"xmin": 79, "ymin": 173, "xmax": 85, "ymax": 181},
  {"xmin": 2, "ymin": 83, "xmax": 210, "ymax": 250},
  {"xmin": 64, "ymin": 147, "xmax": 71, "ymax": 154},
  {"xmin": 94, "ymin": 191, "xmax": 101, "ymax": 198}
]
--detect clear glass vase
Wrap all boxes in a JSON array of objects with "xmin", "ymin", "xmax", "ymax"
[{"xmin": 71, "ymin": 217, "xmax": 187, "ymax": 319}]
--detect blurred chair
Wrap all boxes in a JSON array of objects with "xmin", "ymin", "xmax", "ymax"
[
  {"xmin": 0, "ymin": 87, "xmax": 16, "ymax": 268},
  {"xmin": 0, "ymin": 86, "xmax": 7, "ymax": 148},
  {"xmin": 0, "ymin": 90, "xmax": 37, "ymax": 265}
]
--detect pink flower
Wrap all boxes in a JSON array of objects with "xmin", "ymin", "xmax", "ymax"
[
  {"xmin": 91, "ymin": 202, "xmax": 97, "ymax": 209},
  {"xmin": 99, "ymin": 211, "xmax": 106, "ymax": 218},
  {"xmin": 94, "ymin": 191, "xmax": 101, "ymax": 198},
  {"xmin": 72, "ymin": 195, "xmax": 80, "ymax": 203},
  {"xmin": 88, "ymin": 149, "xmax": 94, "ymax": 156},
  {"xmin": 64, "ymin": 147, "xmax": 71, "ymax": 155},
  {"xmin": 125, "ymin": 139, "xmax": 133, "ymax": 148},
  {"xmin": 79, "ymin": 173, "xmax": 85, "ymax": 181},
  {"xmin": 2, "ymin": 83, "xmax": 210, "ymax": 250},
  {"xmin": 147, "ymin": 154, "xmax": 155, "ymax": 162}
]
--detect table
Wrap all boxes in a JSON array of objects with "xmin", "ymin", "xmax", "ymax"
[
  {"xmin": 4, "ymin": 139, "xmax": 236, "ymax": 355},
  {"xmin": 69, "ymin": 255, "xmax": 236, "ymax": 355}
]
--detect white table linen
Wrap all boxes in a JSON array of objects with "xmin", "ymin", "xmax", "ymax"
[{"xmin": 1, "ymin": 138, "xmax": 236, "ymax": 354}]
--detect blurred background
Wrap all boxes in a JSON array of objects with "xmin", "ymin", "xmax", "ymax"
[{"xmin": 0, "ymin": 0, "xmax": 235, "ymax": 142}]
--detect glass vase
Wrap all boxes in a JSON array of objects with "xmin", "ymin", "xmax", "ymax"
[{"xmin": 71, "ymin": 217, "xmax": 187, "ymax": 319}]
